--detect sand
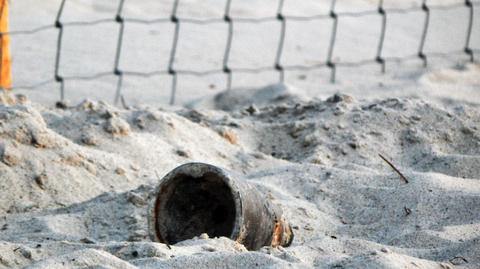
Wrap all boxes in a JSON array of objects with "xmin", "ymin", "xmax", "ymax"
[
  {"xmin": 0, "ymin": 86, "xmax": 479, "ymax": 268},
  {"xmin": 3, "ymin": 0, "xmax": 480, "ymax": 267}
]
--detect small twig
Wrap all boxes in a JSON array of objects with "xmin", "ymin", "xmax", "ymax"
[
  {"xmin": 403, "ymin": 206, "xmax": 411, "ymax": 216},
  {"xmin": 378, "ymin": 153, "xmax": 409, "ymax": 183},
  {"xmin": 449, "ymin": 256, "xmax": 468, "ymax": 265},
  {"xmin": 166, "ymin": 242, "xmax": 172, "ymax": 249}
]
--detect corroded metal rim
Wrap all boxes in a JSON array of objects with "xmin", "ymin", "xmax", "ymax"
[{"xmin": 148, "ymin": 162, "xmax": 244, "ymax": 244}]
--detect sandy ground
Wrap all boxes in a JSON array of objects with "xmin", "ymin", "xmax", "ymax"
[
  {"xmin": 2, "ymin": 1, "xmax": 480, "ymax": 268},
  {"xmin": 0, "ymin": 86, "xmax": 479, "ymax": 268}
]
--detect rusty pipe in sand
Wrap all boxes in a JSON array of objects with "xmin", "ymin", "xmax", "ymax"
[{"xmin": 148, "ymin": 162, "xmax": 293, "ymax": 250}]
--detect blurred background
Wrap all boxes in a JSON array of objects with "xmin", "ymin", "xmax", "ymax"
[{"xmin": 7, "ymin": 0, "xmax": 480, "ymax": 106}]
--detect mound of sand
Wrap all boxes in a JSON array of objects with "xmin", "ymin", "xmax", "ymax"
[
  {"xmin": 188, "ymin": 83, "xmax": 308, "ymax": 111},
  {"xmin": 0, "ymin": 91, "xmax": 479, "ymax": 268}
]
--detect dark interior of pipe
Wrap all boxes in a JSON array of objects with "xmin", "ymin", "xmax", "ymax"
[{"xmin": 157, "ymin": 172, "xmax": 237, "ymax": 244}]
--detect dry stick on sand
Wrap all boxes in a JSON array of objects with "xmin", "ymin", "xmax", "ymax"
[
  {"xmin": 449, "ymin": 256, "xmax": 468, "ymax": 265},
  {"xmin": 378, "ymin": 153, "xmax": 409, "ymax": 184},
  {"xmin": 403, "ymin": 206, "xmax": 412, "ymax": 216}
]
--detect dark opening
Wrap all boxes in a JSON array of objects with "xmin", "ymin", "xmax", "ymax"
[{"xmin": 158, "ymin": 172, "xmax": 237, "ymax": 244}]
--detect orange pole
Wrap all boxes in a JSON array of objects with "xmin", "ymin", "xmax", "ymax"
[{"xmin": 0, "ymin": 0, "xmax": 11, "ymax": 89}]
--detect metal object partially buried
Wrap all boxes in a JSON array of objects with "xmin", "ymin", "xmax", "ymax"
[{"xmin": 149, "ymin": 162, "xmax": 293, "ymax": 250}]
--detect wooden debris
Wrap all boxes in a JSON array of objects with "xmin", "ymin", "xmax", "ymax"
[{"xmin": 378, "ymin": 153, "xmax": 409, "ymax": 183}]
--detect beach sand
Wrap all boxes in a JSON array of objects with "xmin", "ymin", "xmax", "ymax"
[{"xmin": 0, "ymin": 85, "xmax": 479, "ymax": 268}]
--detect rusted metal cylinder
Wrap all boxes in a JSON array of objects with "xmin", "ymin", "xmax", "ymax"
[{"xmin": 148, "ymin": 162, "xmax": 293, "ymax": 250}]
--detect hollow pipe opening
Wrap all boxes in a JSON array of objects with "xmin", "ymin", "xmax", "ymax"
[{"xmin": 154, "ymin": 171, "xmax": 237, "ymax": 245}]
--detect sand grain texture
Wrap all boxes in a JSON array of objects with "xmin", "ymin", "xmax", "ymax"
[{"xmin": 0, "ymin": 90, "xmax": 479, "ymax": 268}]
